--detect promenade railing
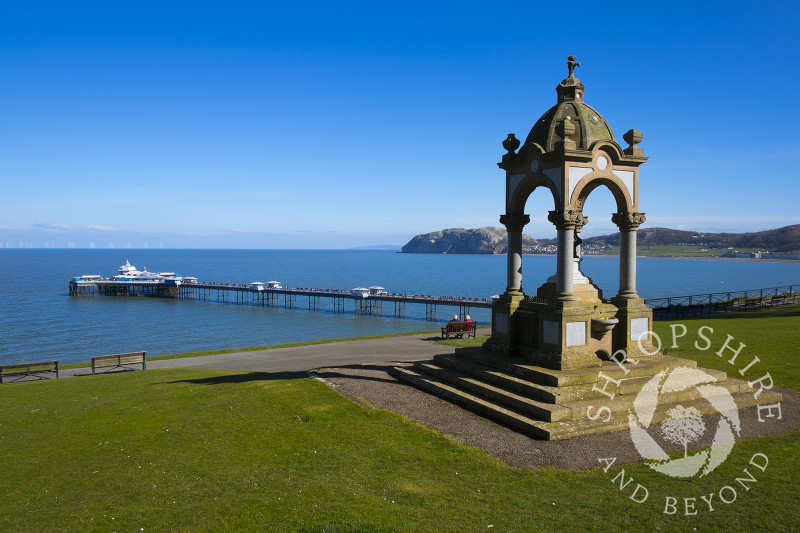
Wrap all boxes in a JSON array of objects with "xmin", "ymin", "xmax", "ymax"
[{"xmin": 644, "ymin": 284, "xmax": 800, "ymax": 320}]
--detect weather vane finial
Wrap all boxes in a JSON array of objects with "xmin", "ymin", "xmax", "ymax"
[{"xmin": 567, "ymin": 55, "xmax": 580, "ymax": 77}]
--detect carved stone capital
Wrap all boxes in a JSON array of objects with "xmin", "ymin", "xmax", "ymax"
[
  {"xmin": 611, "ymin": 212, "xmax": 646, "ymax": 231},
  {"xmin": 547, "ymin": 210, "xmax": 587, "ymax": 230},
  {"xmin": 500, "ymin": 213, "xmax": 530, "ymax": 232}
]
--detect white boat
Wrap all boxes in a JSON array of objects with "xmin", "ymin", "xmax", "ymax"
[
  {"xmin": 110, "ymin": 260, "xmax": 186, "ymax": 284},
  {"xmin": 117, "ymin": 260, "xmax": 140, "ymax": 276}
]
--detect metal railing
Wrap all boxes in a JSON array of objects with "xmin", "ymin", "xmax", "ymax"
[{"xmin": 645, "ymin": 285, "xmax": 800, "ymax": 320}]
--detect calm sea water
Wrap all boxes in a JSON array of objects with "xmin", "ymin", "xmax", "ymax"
[{"xmin": 1, "ymin": 249, "xmax": 797, "ymax": 365}]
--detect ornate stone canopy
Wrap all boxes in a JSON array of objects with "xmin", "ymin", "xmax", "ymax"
[{"xmin": 489, "ymin": 56, "xmax": 655, "ymax": 369}]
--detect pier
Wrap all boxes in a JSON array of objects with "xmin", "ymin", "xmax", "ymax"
[
  {"xmin": 70, "ymin": 278, "xmax": 799, "ymax": 323},
  {"xmin": 69, "ymin": 279, "xmax": 492, "ymax": 320}
]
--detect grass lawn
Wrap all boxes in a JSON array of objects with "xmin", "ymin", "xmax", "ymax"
[
  {"xmin": 1, "ymin": 308, "xmax": 798, "ymax": 532},
  {"xmin": 652, "ymin": 304, "xmax": 800, "ymax": 391},
  {"xmin": 596, "ymin": 245, "xmax": 767, "ymax": 257}
]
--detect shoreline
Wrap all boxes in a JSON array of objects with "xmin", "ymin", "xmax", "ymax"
[
  {"xmin": 400, "ymin": 251, "xmax": 799, "ymax": 263},
  {"xmin": 633, "ymin": 255, "xmax": 800, "ymax": 263}
]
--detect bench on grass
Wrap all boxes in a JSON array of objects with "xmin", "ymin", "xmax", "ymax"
[
  {"xmin": 441, "ymin": 321, "xmax": 477, "ymax": 340},
  {"xmin": 91, "ymin": 351, "xmax": 146, "ymax": 375},
  {"xmin": 0, "ymin": 360, "xmax": 59, "ymax": 384}
]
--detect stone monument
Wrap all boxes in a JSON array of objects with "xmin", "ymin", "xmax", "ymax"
[
  {"xmin": 394, "ymin": 57, "xmax": 781, "ymax": 440},
  {"xmin": 485, "ymin": 54, "xmax": 655, "ymax": 367}
]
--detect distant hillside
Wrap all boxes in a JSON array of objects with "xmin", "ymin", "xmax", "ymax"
[
  {"xmin": 399, "ymin": 225, "xmax": 800, "ymax": 254},
  {"xmin": 585, "ymin": 225, "xmax": 800, "ymax": 252},
  {"xmin": 399, "ymin": 227, "xmax": 540, "ymax": 254}
]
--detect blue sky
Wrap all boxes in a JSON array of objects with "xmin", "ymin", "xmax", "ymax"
[{"xmin": 1, "ymin": 1, "xmax": 798, "ymax": 249}]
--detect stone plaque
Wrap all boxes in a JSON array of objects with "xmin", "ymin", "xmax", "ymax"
[
  {"xmin": 566, "ymin": 321, "xmax": 587, "ymax": 346},
  {"xmin": 630, "ymin": 317, "xmax": 650, "ymax": 341},
  {"xmin": 495, "ymin": 313, "xmax": 508, "ymax": 334}
]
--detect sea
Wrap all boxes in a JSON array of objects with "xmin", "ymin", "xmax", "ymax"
[{"xmin": 1, "ymin": 249, "xmax": 798, "ymax": 365}]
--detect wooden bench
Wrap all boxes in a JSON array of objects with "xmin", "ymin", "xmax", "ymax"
[
  {"xmin": 743, "ymin": 298, "xmax": 763, "ymax": 310},
  {"xmin": 769, "ymin": 295, "xmax": 787, "ymax": 307},
  {"xmin": 0, "ymin": 360, "xmax": 59, "ymax": 384},
  {"xmin": 91, "ymin": 351, "xmax": 147, "ymax": 375},
  {"xmin": 441, "ymin": 321, "xmax": 477, "ymax": 340}
]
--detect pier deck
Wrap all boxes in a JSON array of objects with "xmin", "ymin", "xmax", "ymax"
[
  {"xmin": 69, "ymin": 280, "xmax": 799, "ymax": 321},
  {"xmin": 69, "ymin": 279, "xmax": 492, "ymax": 320}
]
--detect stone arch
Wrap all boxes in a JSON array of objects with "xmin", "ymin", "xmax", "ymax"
[
  {"xmin": 590, "ymin": 141, "xmax": 625, "ymax": 164},
  {"xmin": 571, "ymin": 173, "xmax": 633, "ymax": 213},
  {"xmin": 508, "ymin": 175, "xmax": 560, "ymax": 215}
]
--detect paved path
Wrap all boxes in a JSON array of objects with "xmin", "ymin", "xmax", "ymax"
[{"xmin": 59, "ymin": 332, "xmax": 460, "ymax": 377}]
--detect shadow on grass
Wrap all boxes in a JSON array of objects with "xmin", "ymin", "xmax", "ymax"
[
  {"xmin": 312, "ymin": 363, "xmax": 410, "ymax": 385},
  {"xmin": 166, "ymin": 371, "xmax": 308, "ymax": 385},
  {"xmin": 167, "ymin": 361, "xmax": 429, "ymax": 387}
]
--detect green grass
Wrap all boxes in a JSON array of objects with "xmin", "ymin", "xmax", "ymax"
[
  {"xmin": 1, "ymin": 309, "xmax": 798, "ymax": 532},
  {"xmin": 596, "ymin": 245, "xmax": 767, "ymax": 257},
  {"xmin": 653, "ymin": 304, "xmax": 800, "ymax": 391}
]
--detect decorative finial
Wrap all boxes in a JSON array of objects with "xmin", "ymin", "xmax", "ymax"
[
  {"xmin": 500, "ymin": 133, "xmax": 521, "ymax": 165},
  {"xmin": 567, "ymin": 55, "xmax": 580, "ymax": 78},
  {"xmin": 502, "ymin": 133, "xmax": 520, "ymax": 154},
  {"xmin": 623, "ymin": 129, "xmax": 644, "ymax": 157}
]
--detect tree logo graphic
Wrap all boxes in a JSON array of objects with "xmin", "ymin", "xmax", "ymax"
[
  {"xmin": 661, "ymin": 405, "xmax": 706, "ymax": 457},
  {"xmin": 628, "ymin": 366, "xmax": 741, "ymax": 478}
]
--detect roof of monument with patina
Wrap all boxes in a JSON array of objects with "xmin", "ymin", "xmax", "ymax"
[{"xmin": 524, "ymin": 56, "xmax": 617, "ymax": 153}]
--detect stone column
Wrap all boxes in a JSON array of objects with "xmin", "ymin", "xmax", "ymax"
[
  {"xmin": 557, "ymin": 228, "xmax": 574, "ymax": 296},
  {"xmin": 611, "ymin": 212, "xmax": 646, "ymax": 299},
  {"xmin": 548, "ymin": 210, "xmax": 586, "ymax": 300},
  {"xmin": 500, "ymin": 213, "xmax": 530, "ymax": 295},
  {"xmin": 573, "ymin": 214, "xmax": 588, "ymax": 277}
]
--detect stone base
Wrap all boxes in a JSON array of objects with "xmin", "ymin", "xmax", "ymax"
[
  {"xmin": 486, "ymin": 276, "xmax": 663, "ymax": 370},
  {"xmin": 486, "ymin": 290, "xmax": 525, "ymax": 357},
  {"xmin": 393, "ymin": 347, "xmax": 782, "ymax": 440},
  {"xmin": 611, "ymin": 296, "xmax": 660, "ymax": 361}
]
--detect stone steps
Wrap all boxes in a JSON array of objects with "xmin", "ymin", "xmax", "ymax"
[
  {"xmin": 392, "ymin": 366, "xmax": 552, "ymax": 439},
  {"xmin": 545, "ymin": 388, "xmax": 783, "ymax": 440},
  {"xmin": 453, "ymin": 346, "xmax": 700, "ymax": 387},
  {"xmin": 393, "ymin": 347, "xmax": 783, "ymax": 440},
  {"xmin": 413, "ymin": 361, "xmax": 571, "ymax": 422},
  {"xmin": 433, "ymin": 351, "xmax": 731, "ymax": 405},
  {"xmin": 421, "ymin": 358, "xmax": 752, "ymax": 422}
]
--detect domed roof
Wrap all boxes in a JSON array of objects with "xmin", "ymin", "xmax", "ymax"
[{"xmin": 524, "ymin": 57, "xmax": 616, "ymax": 152}]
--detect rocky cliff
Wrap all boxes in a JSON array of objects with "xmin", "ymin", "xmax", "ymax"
[
  {"xmin": 399, "ymin": 227, "xmax": 539, "ymax": 254},
  {"xmin": 399, "ymin": 224, "xmax": 800, "ymax": 254}
]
